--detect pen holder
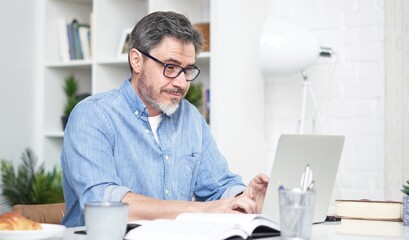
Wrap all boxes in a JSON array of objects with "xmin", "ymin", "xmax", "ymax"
[{"xmin": 278, "ymin": 188, "xmax": 315, "ymax": 240}]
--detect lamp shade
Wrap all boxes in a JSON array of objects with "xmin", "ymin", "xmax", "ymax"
[{"xmin": 260, "ymin": 16, "xmax": 320, "ymax": 76}]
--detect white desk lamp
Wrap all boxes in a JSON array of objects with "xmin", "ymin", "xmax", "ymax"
[{"xmin": 259, "ymin": 16, "xmax": 333, "ymax": 134}]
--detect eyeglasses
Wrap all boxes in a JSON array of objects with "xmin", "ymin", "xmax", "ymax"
[{"xmin": 137, "ymin": 49, "xmax": 201, "ymax": 81}]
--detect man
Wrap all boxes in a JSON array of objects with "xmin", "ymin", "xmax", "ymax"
[{"xmin": 61, "ymin": 11, "xmax": 268, "ymax": 227}]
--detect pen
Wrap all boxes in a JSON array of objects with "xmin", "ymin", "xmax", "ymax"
[
  {"xmin": 301, "ymin": 164, "xmax": 313, "ymax": 191},
  {"xmin": 307, "ymin": 180, "xmax": 315, "ymax": 191},
  {"xmin": 277, "ymin": 181, "xmax": 285, "ymax": 191}
]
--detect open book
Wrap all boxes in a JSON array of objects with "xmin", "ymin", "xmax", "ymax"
[{"xmin": 124, "ymin": 213, "xmax": 280, "ymax": 240}]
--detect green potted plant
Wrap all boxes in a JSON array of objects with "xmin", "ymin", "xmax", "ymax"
[
  {"xmin": 185, "ymin": 82, "xmax": 210, "ymax": 123},
  {"xmin": 402, "ymin": 180, "xmax": 409, "ymax": 226},
  {"xmin": 62, "ymin": 74, "xmax": 79, "ymax": 130},
  {"xmin": 0, "ymin": 148, "xmax": 64, "ymax": 207},
  {"xmin": 185, "ymin": 82, "xmax": 203, "ymax": 108}
]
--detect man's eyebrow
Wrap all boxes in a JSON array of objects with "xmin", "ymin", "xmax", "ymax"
[
  {"xmin": 164, "ymin": 57, "xmax": 196, "ymax": 67},
  {"xmin": 163, "ymin": 57, "xmax": 181, "ymax": 65}
]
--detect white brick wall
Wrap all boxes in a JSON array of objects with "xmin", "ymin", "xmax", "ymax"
[{"xmin": 264, "ymin": 0, "xmax": 385, "ymax": 207}]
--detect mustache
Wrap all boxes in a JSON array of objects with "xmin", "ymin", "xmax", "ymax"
[{"xmin": 162, "ymin": 87, "xmax": 186, "ymax": 95}]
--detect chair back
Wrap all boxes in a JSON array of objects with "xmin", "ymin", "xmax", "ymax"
[{"xmin": 12, "ymin": 203, "xmax": 66, "ymax": 224}]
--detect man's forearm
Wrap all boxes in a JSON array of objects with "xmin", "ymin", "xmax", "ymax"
[
  {"xmin": 122, "ymin": 192, "xmax": 208, "ymax": 220},
  {"xmin": 121, "ymin": 191, "xmax": 258, "ymax": 220}
]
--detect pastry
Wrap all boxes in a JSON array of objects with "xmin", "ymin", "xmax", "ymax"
[{"xmin": 0, "ymin": 212, "xmax": 42, "ymax": 230}]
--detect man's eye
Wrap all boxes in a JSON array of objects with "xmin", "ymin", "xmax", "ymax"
[{"xmin": 166, "ymin": 65, "xmax": 177, "ymax": 70}]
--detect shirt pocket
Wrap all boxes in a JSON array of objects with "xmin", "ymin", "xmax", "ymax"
[{"xmin": 174, "ymin": 153, "xmax": 199, "ymax": 200}]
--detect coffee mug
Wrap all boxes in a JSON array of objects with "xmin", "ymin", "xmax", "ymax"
[{"xmin": 85, "ymin": 202, "xmax": 128, "ymax": 240}]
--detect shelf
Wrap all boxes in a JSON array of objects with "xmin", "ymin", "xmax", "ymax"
[
  {"xmin": 45, "ymin": 60, "xmax": 92, "ymax": 68},
  {"xmin": 44, "ymin": 131, "xmax": 64, "ymax": 138},
  {"xmin": 96, "ymin": 58, "xmax": 128, "ymax": 65},
  {"xmin": 62, "ymin": 0, "xmax": 92, "ymax": 3},
  {"xmin": 198, "ymin": 51, "xmax": 211, "ymax": 59}
]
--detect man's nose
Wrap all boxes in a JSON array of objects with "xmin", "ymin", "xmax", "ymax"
[{"xmin": 171, "ymin": 71, "xmax": 188, "ymax": 87}]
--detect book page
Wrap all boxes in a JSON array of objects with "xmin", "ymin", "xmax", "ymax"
[
  {"xmin": 176, "ymin": 213, "xmax": 279, "ymax": 234},
  {"xmin": 125, "ymin": 219, "xmax": 247, "ymax": 240}
]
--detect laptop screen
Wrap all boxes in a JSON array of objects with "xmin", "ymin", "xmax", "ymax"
[{"xmin": 261, "ymin": 134, "xmax": 345, "ymax": 223}]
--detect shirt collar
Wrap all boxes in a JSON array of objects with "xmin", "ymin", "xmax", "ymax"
[
  {"xmin": 120, "ymin": 78, "xmax": 172, "ymax": 120},
  {"xmin": 120, "ymin": 78, "xmax": 148, "ymax": 119}
]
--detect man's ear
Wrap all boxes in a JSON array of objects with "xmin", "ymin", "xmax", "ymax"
[{"xmin": 129, "ymin": 48, "xmax": 142, "ymax": 74}]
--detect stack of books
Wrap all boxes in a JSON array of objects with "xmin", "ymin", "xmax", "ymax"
[{"xmin": 335, "ymin": 199, "xmax": 403, "ymax": 237}]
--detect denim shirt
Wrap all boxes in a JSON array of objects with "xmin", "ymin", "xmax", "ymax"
[{"xmin": 61, "ymin": 79, "xmax": 246, "ymax": 227}]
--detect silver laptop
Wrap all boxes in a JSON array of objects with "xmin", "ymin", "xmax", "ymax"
[{"xmin": 262, "ymin": 134, "xmax": 345, "ymax": 223}]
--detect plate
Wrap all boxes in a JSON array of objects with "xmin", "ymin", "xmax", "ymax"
[{"xmin": 0, "ymin": 223, "xmax": 66, "ymax": 240}]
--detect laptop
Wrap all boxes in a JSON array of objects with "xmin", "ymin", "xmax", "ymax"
[{"xmin": 262, "ymin": 134, "xmax": 345, "ymax": 224}]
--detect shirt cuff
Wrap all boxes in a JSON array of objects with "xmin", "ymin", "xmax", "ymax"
[
  {"xmin": 221, "ymin": 185, "xmax": 247, "ymax": 199},
  {"xmin": 103, "ymin": 185, "xmax": 132, "ymax": 202}
]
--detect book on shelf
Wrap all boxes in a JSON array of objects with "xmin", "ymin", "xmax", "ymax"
[
  {"xmin": 78, "ymin": 24, "xmax": 91, "ymax": 59},
  {"xmin": 57, "ymin": 17, "xmax": 70, "ymax": 61},
  {"xmin": 71, "ymin": 19, "xmax": 83, "ymax": 60},
  {"xmin": 57, "ymin": 18, "xmax": 91, "ymax": 61},
  {"xmin": 335, "ymin": 199, "xmax": 403, "ymax": 221},
  {"xmin": 204, "ymin": 88, "xmax": 210, "ymax": 123},
  {"xmin": 66, "ymin": 22, "xmax": 75, "ymax": 60},
  {"xmin": 89, "ymin": 12, "xmax": 93, "ymax": 59},
  {"xmin": 124, "ymin": 213, "xmax": 280, "ymax": 240},
  {"xmin": 337, "ymin": 219, "xmax": 403, "ymax": 238}
]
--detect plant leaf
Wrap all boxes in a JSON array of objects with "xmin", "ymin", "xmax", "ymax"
[
  {"xmin": 185, "ymin": 82, "xmax": 203, "ymax": 108},
  {"xmin": 0, "ymin": 160, "xmax": 19, "ymax": 206},
  {"xmin": 401, "ymin": 189, "xmax": 409, "ymax": 195},
  {"xmin": 0, "ymin": 148, "xmax": 64, "ymax": 207},
  {"xmin": 63, "ymin": 74, "xmax": 79, "ymax": 116},
  {"xmin": 30, "ymin": 167, "xmax": 64, "ymax": 204}
]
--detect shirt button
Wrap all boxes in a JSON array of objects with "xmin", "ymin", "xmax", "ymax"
[
  {"xmin": 165, "ymin": 154, "xmax": 169, "ymax": 160},
  {"xmin": 165, "ymin": 189, "xmax": 169, "ymax": 195},
  {"xmin": 145, "ymin": 129, "xmax": 149, "ymax": 133},
  {"xmin": 134, "ymin": 110, "xmax": 139, "ymax": 115}
]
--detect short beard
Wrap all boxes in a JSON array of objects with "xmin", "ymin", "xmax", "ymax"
[
  {"xmin": 154, "ymin": 101, "xmax": 179, "ymax": 116},
  {"xmin": 137, "ymin": 71, "xmax": 182, "ymax": 116}
]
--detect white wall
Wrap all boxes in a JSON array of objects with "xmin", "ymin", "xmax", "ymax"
[
  {"xmin": 264, "ymin": 0, "xmax": 385, "ymax": 204},
  {"xmin": 0, "ymin": 0, "xmax": 41, "ymax": 213},
  {"xmin": 384, "ymin": 0, "xmax": 409, "ymax": 201},
  {"xmin": 211, "ymin": 0, "xmax": 266, "ymax": 184}
]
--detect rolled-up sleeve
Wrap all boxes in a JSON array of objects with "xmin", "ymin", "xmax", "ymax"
[{"xmin": 221, "ymin": 185, "xmax": 246, "ymax": 198}]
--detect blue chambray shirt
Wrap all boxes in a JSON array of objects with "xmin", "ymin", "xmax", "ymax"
[{"xmin": 61, "ymin": 79, "xmax": 246, "ymax": 227}]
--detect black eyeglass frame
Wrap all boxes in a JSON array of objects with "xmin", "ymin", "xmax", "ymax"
[{"xmin": 137, "ymin": 49, "xmax": 201, "ymax": 81}]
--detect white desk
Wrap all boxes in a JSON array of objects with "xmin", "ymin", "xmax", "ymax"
[
  {"xmin": 268, "ymin": 220, "xmax": 409, "ymax": 240},
  {"xmin": 57, "ymin": 221, "xmax": 409, "ymax": 240}
]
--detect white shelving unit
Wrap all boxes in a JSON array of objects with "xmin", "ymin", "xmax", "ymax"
[{"xmin": 42, "ymin": 0, "xmax": 211, "ymax": 167}]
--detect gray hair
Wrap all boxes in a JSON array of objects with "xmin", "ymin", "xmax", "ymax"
[{"xmin": 128, "ymin": 11, "xmax": 204, "ymax": 71}]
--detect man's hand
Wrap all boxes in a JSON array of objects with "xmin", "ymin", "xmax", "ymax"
[
  {"xmin": 200, "ymin": 195, "xmax": 258, "ymax": 214},
  {"xmin": 123, "ymin": 174, "xmax": 269, "ymax": 220},
  {"xmin": 240, "ymin": 173, "xmax": 269, "ymax": 213}
]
